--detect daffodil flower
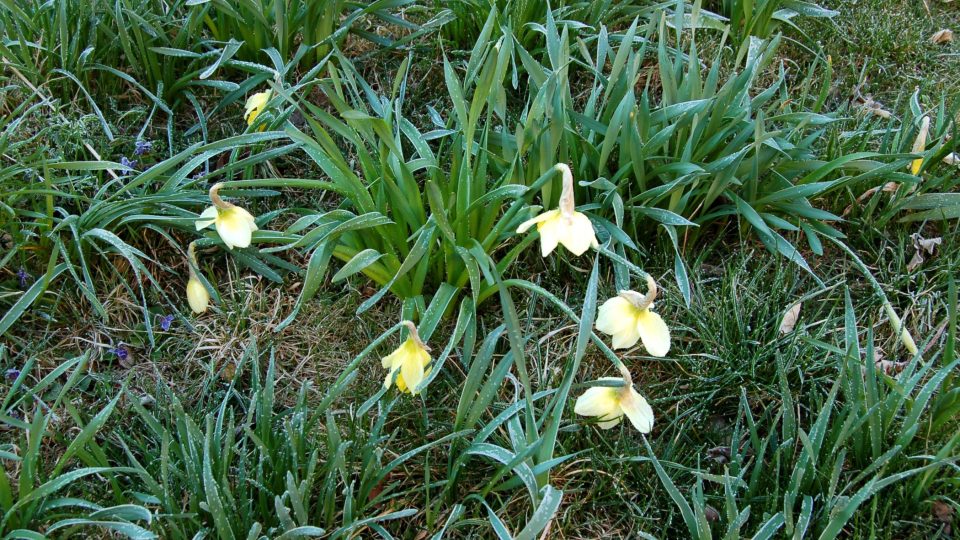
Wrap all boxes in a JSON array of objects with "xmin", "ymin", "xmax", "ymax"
[
  {"xmin": 574, "ymin": 364, "xmax": 654, "ymax": 432},
  {"xmin": 195, "ymin": 183, "xmax": 258, "ymax": 250},
  {"xmin": 596, "ymin": 275, "xmax": 670, "ymax": 356},
  {"xmin": 185, "ymin": 242, "xmax": 211, "ymax": 314},
  {"xmin": 516, "ymin": 163, "xmax": 598, "ymax": 257},
  {"xmin": 381, "ymin": 321, "xmax": 432, "ymax": 395},
  {"xmin": 245, "ymin": 90, "xmax": 271, "ymax": 127},
  {"xmin": 911, "ymin": 116, "xmax": 930, "ymax": 175}
]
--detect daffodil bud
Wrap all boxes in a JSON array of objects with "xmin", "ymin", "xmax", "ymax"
[
  {"xmin": 882, "ymin": 301, "xmax": 918, "ymax": 355},
  {"xmin": 596, "ymin": 275, "xmax": 670, "ymax": 356},
  {"xmin": 185, "ymin": 242, "xmax": 210, "ymax": 314},
  {"xmin": 244, "ymin": 90, "xmax": 271, "ymax": 127},
  {"xmin": 381, "ymin": 321, "xmax": 432, "ymax": 395},
  {"xmin": 574, "ymin": 364, "xmax": 654, "ymax": 432},
  {"xmin": 516, "ymin": 163, "xmax": 598, "ymax": 257},
  {"xmin": 911, "ymin": 116, "xmax": 930, "ymax": 175},
  {"xmin": 195, "ymin": 183, "xmax": 259, "ymax": 250}
]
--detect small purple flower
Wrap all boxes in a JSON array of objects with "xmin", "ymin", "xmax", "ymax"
[
  {"xmin": 109, "ymin": 344, "xmax": 129, "ymax": 361},
  {"xmin": 134, "ymin": 139, "xmax": 153, "ymax": 156},
  {"xmin": 120, "ymin": 156, "xmax": 138, "ymax": 171},
  {"xmin": 16, "ymin": 268, "xmax": 30, "ymax": 289},
  {"xmin": 4, "ymin": 368, "xmax": 19, "ymax": 381},
  {"xmin": 159, "ymin": 314, "xmax": 174, "ymax": 331}
]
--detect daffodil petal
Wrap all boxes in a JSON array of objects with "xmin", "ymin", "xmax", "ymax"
[
  {"xmin": 597, "ymin": 296, "xmax": 637, "ymax": 336},
  {"xmin": 516, "ymin": 209, "xmax": 558, "ymax": 234},
  {"xmin": 215, "ymin": 207, "xmax": 254, "ymax": 249},
  {"xmin": 195, "ymin": 206, "xmax": 218, "ymax": 230},
  {"xmin": 636, "ymin": 309, "xmax": 671, "ymax": 357},
  {"xmin": 620, "ymin": 388, "xmax": 654, "ymax": 433},
  {"xmin": 574, "ymin": 383, "xmax": 621, "ymax": 418},
  {"xmin": 557, "ymin": 212, "xmax": 597, "ymax": 256},
  {"xmin": 596, "ymin": 416, "xmax": 624, "ymax": 429},
  {"xmin": 400, "ymin": 355, "xmax": 425, "ymax": 396},
  {"xmin": 536, "ymin": 214, "xmax": 563, "ymax": 257}
]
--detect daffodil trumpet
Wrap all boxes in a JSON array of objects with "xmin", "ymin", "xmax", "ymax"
[
  {"xmin": 596, "ymin": 275, "xmax": 671, "ymax": 356},
  {"xmin": 574, "ymin": 363, "xmax": 654, "ymax": 432},
  {"xmin": 381, "ymin": 321, "xmax": 432, "ymax": 395},
  {"xmin": 195, "ymin": 183, "xmax": 258, "ymax": 250},
  {"xmin": 185, "ymin": 242, "xmax": 210, "ymax": 314},
  {"xmin": 516, "ymin": 163, "xmax": 599, "ymax": 257}
]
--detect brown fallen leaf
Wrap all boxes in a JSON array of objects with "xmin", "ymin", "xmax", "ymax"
[
  {"xmin": 933, "ymin": 500, "xmax": 954, "ymax": 535},
  {"xmin": 930, "ymin": 29, "xmax": 954, "ymax": 44},
  {"xmin": 780, "ymin": 303, "xmax": 802, "ymax": 334}
]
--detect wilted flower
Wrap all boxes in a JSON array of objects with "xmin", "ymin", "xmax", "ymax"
[
  {"xmin": 195, "ymin": 183, "xmax": 258, "ymax": 250},
  {"xmin": 244, "ymin": 90, "xmax": 271, "ymax": 127},
  {"xmin": 516, "ymin": 163, "xmax": 598, "ymax": 257},
  {"xmin": 596, "ymin": 275, "xmax": 671, "ymax": 356},
  {"xmin": 186, "ymin": 242, "xmax": 211, "ymax": 314},
  {"xmin": 134, "ymin": 139, "xmax": 153, "ymax": 156},
  {"xmin": 381, "ymin": 321, "xmax": 432, "ymax": 395},
  {"xmin": 5, "ymin": 368, "xmax": 20, "ymax": 381},
  {"xmin": 574, "ymin": 363, "xmax": 654, "ymax": 432},
  {"xmin": 911, "ymin": 116, "xmax": 931, "ymax": 175}
]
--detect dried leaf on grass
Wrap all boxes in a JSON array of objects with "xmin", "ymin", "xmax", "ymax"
[
  {"xmin": 930, "ymin": 29, "xmax": 954, "ymax": 44},
  {"xmin": 907, "ymin": 232, "xmax": 942, "ymax": 272},
  {"xmin": 780, "ymin": 303, "xmax": 802, "ymax": 334}
]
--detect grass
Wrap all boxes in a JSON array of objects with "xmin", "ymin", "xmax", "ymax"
[{"xmin": 2, "ymin": 0, "xmax": 959, "ymax": 538}]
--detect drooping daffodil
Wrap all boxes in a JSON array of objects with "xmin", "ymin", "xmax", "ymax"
[
  {"xmin": 910, "ymin": 115, "xmax": 931, "ymax": 175},
  {"xmin": 195, "ymin": 183, "xmax": 258, "ymax": 250},
  {"xmin": 596, "ymin": 275, "xmax": 670, "ymax": 356},
  {"xmin": 244, "ymin": 89, "xmax": 271, "ymax": 127},
  {"xmin": 381, "ymin": 321, "xmax": 432, "ymax": 395},
  {"xmin": 516, "ymin": 163, "xmax": 598, "ymax": 257},
  {"xmin": 574, "ymin": 363, "xmax": 654, "ymax": 432},
  {"xmin": 185, "ymin": 242, "xmax": 211, "ymax": 314}
]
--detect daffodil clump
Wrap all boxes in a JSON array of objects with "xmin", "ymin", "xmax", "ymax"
[
  {"xmin": 596, "ymin": 275, "xmax": 671, "ymax": 357},
  {"xmin": 516, "ymin": 163, "xmax": 598, "ymax": 257},
  {"xmin": 245, "ymin": 90, "xmax": 271, "ymax": 128},
  {"xmin": 574, "ymin": 363, "xmax": 654, "ymax": 432},
  {"xmin": 185, "ymin": 241, "xmax": 210, "ymax": 314},
  {"xmin": 196, "ymin": 183, "xmax": 258, "ymax": 250},
  {"xmin": 381, "ymin": 321, "xmax": 432, "ymax": 395}
]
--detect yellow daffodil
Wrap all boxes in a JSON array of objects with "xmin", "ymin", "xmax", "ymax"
[
  {"xmin": 195, "ymin": 183, "xmax": 258, "ymax": 250},
  {"xmin": 596, "ymin": 275, "xmax": 670, "ymax": 356},
  {"xmin": 381, "ymin": 321, "xmax": 432, "ymax": 395},
  {"xmin": 911, "ymin": 115, "xmax": 930, "ymax": 175},
  {"xmin": 185, "ymin": 242, "xmax": 210, "ymax": 314},
  {"xmin": 244, "ymin": 90, "xmax": 271, "ymax": 127},
  {"xmin": 574, "ymin": 364, "xmax": 654, "ymax": 432},
  {"xmin": 516, "ymin": 163, "xmax": 598, "ymax": 257}
]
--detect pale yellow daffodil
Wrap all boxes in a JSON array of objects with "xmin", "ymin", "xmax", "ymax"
[
  {"xmin": 911, "ymin": 115, "xmax": 930, "ymax": 175},
  {"xmin": 244, "ymin": 90, "xmax": 271, "ymax": 127},
  {"xmin": 195, "ymin": 183, "xmax": 258, "ymax": 250},
  {"xmin": 574, "ymin": 364, "xmax": 654, "ymax": 432},
  {"xmin": 516, "ymin": 163, "xmax": 598, "ymax": 257},
  {"xmin": 185, "ymin": 242, "xmax": 211, "ymax": 314},
  {"xmin": 381, "ymin": 321, "xmax": 432, "ymax": 395},
  {"xmin": 596, "ymin": 275, "xmax": 670, "ymax": 356}
]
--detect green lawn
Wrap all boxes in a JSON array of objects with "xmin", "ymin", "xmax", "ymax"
[{"xmin": 1, "ymin": 0, "xmax": 958, "ymax": 538}]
